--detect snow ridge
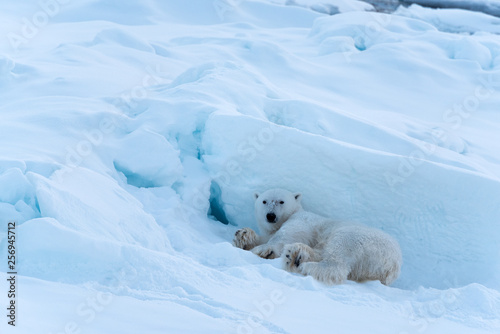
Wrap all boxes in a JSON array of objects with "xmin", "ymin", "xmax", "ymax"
[{"xmin": 1, "ymin": 1, "xmax": 500, "ymax": 333}]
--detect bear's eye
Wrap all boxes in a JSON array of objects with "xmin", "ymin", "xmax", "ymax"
[
  {"xmin": 263, "ymin": 200, "xmax": 267, "ymax": 204},
  {"xmin": 280, "ymin": 201, "xmax": 284, "ymax": 204}
]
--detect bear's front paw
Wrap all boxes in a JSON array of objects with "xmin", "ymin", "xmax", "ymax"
[
  {"xmin": 251, "ymin": 244, "xmax": 280, "ymax": 259},
  {"xmin": 282, "ymin": 243, "xmax": 317, "ymax": 273},
  {"xmin": 233, "ymin": 227, "xmax": 259, "ymax": 250}
]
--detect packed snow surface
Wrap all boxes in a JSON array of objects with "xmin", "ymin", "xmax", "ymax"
[{"xmin": 1, "ymin": 0, "xmax": 500, "ymax": 333}]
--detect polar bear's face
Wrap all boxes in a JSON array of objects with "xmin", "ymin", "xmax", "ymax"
[{"xmin": 254, "ymin": 189, "xmax": 302, "ymax": 233}]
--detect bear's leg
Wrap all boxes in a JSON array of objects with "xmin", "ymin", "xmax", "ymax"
[
  {"xmin": 233, "ymin": 227, "xmax": 260, "ymax": 250},
  {"xmin": 282, "ymin": 243, "xmax": 320, "ymax": 273},
  {"xmin": 379, "ymin": 263, "xmax": 401, "ymax": 286},
  {"xmin": 299, "ymin": 261, "xmax": 350, "ymax": 285},
  {"xmin": 251, "ymin": 243, "xmax": 281, "ymax": 259}
]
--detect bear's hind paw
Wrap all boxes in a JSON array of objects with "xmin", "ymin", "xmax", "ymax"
[
  {"xmin": 251, "ymin": 245, "xmax": 279, "ymax": 259},
  {"xmin": 282, "ymin": 243, "xmax": 318, "ymax": 273}
]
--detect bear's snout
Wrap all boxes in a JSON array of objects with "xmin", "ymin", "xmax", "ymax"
[{"xmin": 266, "ymin": 213, "xmax": 277, "ymax": 223}]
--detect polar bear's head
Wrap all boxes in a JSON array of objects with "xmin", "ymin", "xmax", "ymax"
[{"xmin": 254, "ymin": 188, "xmax": 302, "ymax": 234}]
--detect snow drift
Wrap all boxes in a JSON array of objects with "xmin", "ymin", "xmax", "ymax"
[{"xmin": 1, "ymin": 0, "xmax": 500, "ymax": 333}]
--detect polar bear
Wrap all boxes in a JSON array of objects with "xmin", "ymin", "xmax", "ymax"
[{"xmin": 233, "ymin": 188, "xmax": 402, "ymax": 285}]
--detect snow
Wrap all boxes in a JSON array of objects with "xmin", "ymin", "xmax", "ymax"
[
  {"xmin": 273, "ymin": 0, "xmax": 374, "ymax": 15},
  {"xmin": 396, "ymin": 3, "xmax": 500, "ymax": 33},
  {"xmin": 400, "ymin": 0, "xmax": 500, "ymax": 18},
  {"xmin": 1, "ymin": 0, "xmax": 500, "ymax": 333}
]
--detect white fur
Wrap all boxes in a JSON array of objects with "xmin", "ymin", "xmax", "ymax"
[{"xmin": 233, "ymin": 188, "xmax": 402, "ymax": 285}]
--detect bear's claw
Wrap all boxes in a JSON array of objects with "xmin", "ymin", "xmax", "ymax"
[
  {"xmin": 294, "ymin": 254, "xmax": 302, "ymax": 267},
  {"xmin": 264, "ymin": 250, "xmax": 274, "ymax": 259},
  {"xmin": 282, "ymin": 243, "xmax": 316, "ymax": 273}
]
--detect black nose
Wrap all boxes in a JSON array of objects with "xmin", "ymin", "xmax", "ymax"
[{"xmin": 266, "ymin": 213, "xmax": 277, "ymax": 223}]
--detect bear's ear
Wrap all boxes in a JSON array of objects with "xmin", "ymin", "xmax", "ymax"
[
  {"xmin": 254, "ymin": 193, "xmax": 260, "ymax": 200},
  {"xmin": 294, "ymin": 193, "xmax": 302, "ymax": 202}
]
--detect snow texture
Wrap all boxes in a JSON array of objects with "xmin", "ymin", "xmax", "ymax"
[
  {"xmin": 1, "ymin": 0, "xmax": 500, "ymax": 333},
  {"xmin": 401, "ymin": 0, "xmax": 500, "ymax": 18}
]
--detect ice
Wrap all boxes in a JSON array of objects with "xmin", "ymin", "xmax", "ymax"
[
  {"xmin": 1, "ymin": 0, "xmax": 500, "ymax": 333},
  {"xmin": 0, "ymin": 55, "xmax": 14, "ymax": 77},
  {"xmin": 278, "ymin": 0, "xmax": 374, "ymax": 14},
  {"xmin": 400, "ymin": 0, "xmax": 500, "ymax": 18},
  {"xmin": 396, "ymin": 3, "xmax": 500, "ymax": 33},
  {"xmin": 31, "ymin": 167, "xmax": 170, "ymax": 252},
  {"xmin": 202, "ymin": 112, "xmax": 500, "ymax": 290},
  {"xmin": 0, "ymin": 168, "xmax": 34, "ymax": 205},
  {"xmin": 112, "ymin": 127, "xmax": 183, "ymax": 188}
]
